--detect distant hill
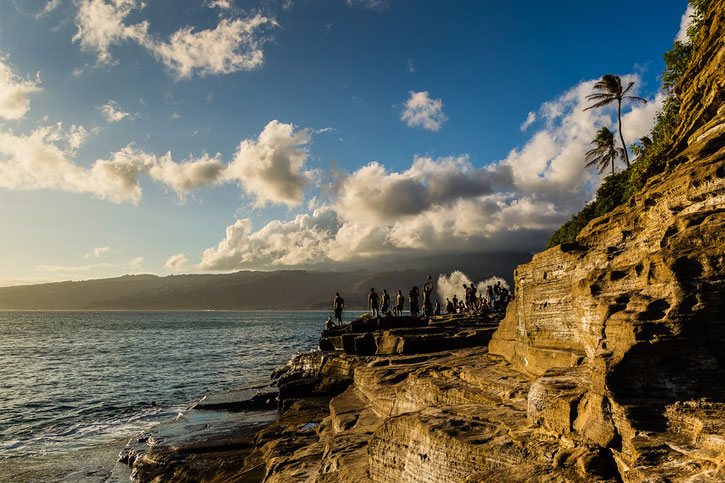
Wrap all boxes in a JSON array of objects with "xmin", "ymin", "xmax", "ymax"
[{"xmin": 0, "ymin": 252, "xmax": 531, "ymax": 310}]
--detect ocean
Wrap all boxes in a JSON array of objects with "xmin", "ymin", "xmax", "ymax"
[{"xmin": 0, "ymin": 310, "xmax": 362, "ymax": 467}]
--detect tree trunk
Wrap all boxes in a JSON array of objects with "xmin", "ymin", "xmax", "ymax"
[{"xmin": 618, "ymin": 99, "xmax": 630, "ymax": 167}]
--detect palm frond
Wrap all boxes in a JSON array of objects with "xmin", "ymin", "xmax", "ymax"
[
  {"xmin": 621, "ymin": 82, "xmax": 635, "ymax": 96},
  {"xmin": 624, "ymin": 95, "xmax": 647, "ymax": 104},
  {"xmin": 583, "ymin": 99, "xmax": 615, "ymax": 110}
]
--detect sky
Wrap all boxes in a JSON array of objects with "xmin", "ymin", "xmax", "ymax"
[{"xmin": 0, "ymin": 0, "xmax": 692, "ymax": 285}]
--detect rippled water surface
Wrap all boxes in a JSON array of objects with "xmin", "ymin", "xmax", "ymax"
[{"xmin": 0, "ymin": 310, "xmax": 360, "ymax": 460}]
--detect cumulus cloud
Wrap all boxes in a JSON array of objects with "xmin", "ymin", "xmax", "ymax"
[
  {"xmin": 0, "ymin": 123, "xmax": 228, "ymax": 203},
  {"xmin": 148, "ymin": 153, "xmax": 225, "ymax": 196},
  {"xmin": 0, "ymin": 56, "xmax": 42, "ymax": 120},
  {"xmin": 146, "ymin": 15, "xmax": 275, "ymax": 79},
  {"xmin": 197, "ymin": 209, "xmax": 342, "ymax": 270},
  {"xmin": 100, "ymin": 100, "xmax": 136, "ymax": 122},
  {"xmin": 164, "ymin": 253, "xmax": 189, "ymax": 270},
  {"xmin": 192, "ymin": 75, "xmax": 661, "ymax": 271},
  {"xmin": 520, "ymin": 111, "xmax": 536, "ymax": 131},
  {"xmin": 676, "ymin": 5, "xmax": 695, "ymax": 43},
  {"xmin": 72, "ymin": 0, "xmax": 149, "ymax": 64},
  {"xmin": 85, "ymin": 246, "xmax": 112, "ymax": 259},
  {"xmin": 72, "ymin": 0, "xmax": 274, "ymax": 78},
  {"xmin": 401, "ymin": 91, "xmax": 447, "ymax": 131},
  {"xmin": 207, "ymin": 0, "xmax": 233, "ymax": 9},
  {"xmin": 223, "ymin": 120, "xmax": 313, "ymax": 207}
]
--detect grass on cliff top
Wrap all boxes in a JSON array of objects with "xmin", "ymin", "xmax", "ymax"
[{"xmin": 546, "ymin": 0, "xmax": 711, "ymax": 250}]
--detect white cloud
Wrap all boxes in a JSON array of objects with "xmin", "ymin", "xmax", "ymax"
[
  {"xmin": 148, "ymin": 153, "xmax": 225, "ymax": 197},
  {"xmin": 85, "ymin": 246, "xmax": 112, "ymax": 259},
  {"xmin": 676, "ymin": 5, "xmax": 695, "ymax": 43},
  {"xmin": 0, "ymin": 123, "xmax": 227, "ymax": 204},
  {"xmin": 164, "ymin": 253, "xmax": 189, "ymax": 270},
  {"xmin": 400, "ymin": 90, "xmax": 448, "ymax": 131},
  {"xmin": 35, "ymin": 0, "xmax": 62, "ymax": 19},
  {"xmin": 520, "ymin": 111, "xmax": 536, "ymax": 131},
  {"xmin": 223, "ymin": 120, "xmax": 313, "ymax": 207},
  {"xmin": 621, "ymin": 92, "xmax": 665, "ymax": 143},
  {"xmin": 100, "ymin": 100, "xmax": 135, "ymax": 122},
  {"xmin": 0, "ymin": 56, "xmax": 42, "ymax": 120},
  {"xmin": 207, "ymin": 0, "xmax": 232, "ymax": 9},
  {"xmin": 36, "ymin": 256, "xmax": 143, "ymax": 274},
  {"xmin": 72, "ymin": 0, "xmax": 274, "ymax": 78},
  {"xmin": 346, "ymin": 0, "xmax": 388, "ymax": 10},
  {"xmin": 72, "ymin": 0, "xmax": 149, "ymax": 64},
  {"xmin": 146, "ymin": 15, "xmax": 275, "ymax": 79},
  {"xmin": 197, "ymin": 210, "xmax": 341, "ymax": 270},
  {"xmin": 407, "ymin": 58, "xmax": 416, "ymax": 73}
]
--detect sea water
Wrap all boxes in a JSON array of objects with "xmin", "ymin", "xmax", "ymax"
[{"xmin": 0, "ymin": 310, "xmax": 362, "ymax": 462}]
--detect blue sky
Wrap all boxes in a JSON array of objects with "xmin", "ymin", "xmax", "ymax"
[{"xmin": 0, "ymin": 0, "xmax": 690, "ymax": 284}]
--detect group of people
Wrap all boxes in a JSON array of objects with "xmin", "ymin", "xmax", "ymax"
[
  {"xmin": 444, "ymin": 281, "xmax": 511, "ymax": 315},
  {"xmin": 327, "ymin": 277, "xmax": 512, "ymax": 327}
]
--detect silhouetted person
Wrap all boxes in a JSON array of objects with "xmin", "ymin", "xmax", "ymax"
[
  {"xmin": 423, "ymin": 276, "xmax": 433, "ymax": 316},
  {"xmin": 333, "ymin": 292, "xmax": 345, "ymax": 325},
  {"xmin": 452, "ymin": 294, "xmax": 458, "ymax": 312},
  {"xmin": 469, "ymin": 284, "xmax": 477, "ymax": 311},
  {"xmin": 445, "ymin": 298, "xmax": 454, "ymax": 314},
  {"xmin": 409, "ymin": 286, "xmax": 420, "ymax": 316},
  {"xmin": 433, "ymin": 299, "xmax": 441, "ymax": 316},
  {"xmin": 368, "ymin": 288, "xmax": 380, "ymax": 317},
  {"xmin": 395, "ymin": 290, "xmax": 405, "ymax": 316},
  {"xmin": 381, "ymin": 289, "xmax": 390, "ymax": 315},
  {"xmin": 325, "ymin": 315, "xmax": 335, "ymax": 330}
]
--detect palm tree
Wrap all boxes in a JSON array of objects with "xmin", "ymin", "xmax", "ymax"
[
  {"xmin": 585, "ymin": 126, "xmax": 624, "ymax": 176},
  {"xmin": 583, "ymin": 74, "xmax": 647, "ymax": 167},
  {"xmin": 631, "ymin": 136, "xmax": 653, "ymax": 160}
]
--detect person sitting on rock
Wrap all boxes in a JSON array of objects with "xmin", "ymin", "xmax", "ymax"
[
  {"xmin": 445, "ymin": 298, "xmax": 454, "ymax": 314},
  {"xmin": 333, "ymin": 292, "xmax": 345, "ymax": 325},
  {"xmin": 325, "ymin": 315, "xmax": 336, "ymax": 330},
  {"xmin": 395, "ymin": 290, "xmax": 404, "ymax": 316},
  {"xmin": 381, "ymin": 289, "xmax": 390, "ymax": 315},
  {"xmin": 368, "ymin": 288, "xmax": 380, "ymax": 317}
]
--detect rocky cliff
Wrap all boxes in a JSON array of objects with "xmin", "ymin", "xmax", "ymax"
[{"xmin": 125, "ymin": 2, "xmax": 725, "ymax": 481}]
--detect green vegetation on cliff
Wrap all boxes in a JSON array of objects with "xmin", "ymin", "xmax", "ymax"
[{"xmin": 546, "ymin": 0, "xmax": 712, "ymax": 249}]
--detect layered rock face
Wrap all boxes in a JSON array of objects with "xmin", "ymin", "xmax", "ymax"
[{"xmin": 490, "ymin": 2, "xmax": 725, "ymax": 478}]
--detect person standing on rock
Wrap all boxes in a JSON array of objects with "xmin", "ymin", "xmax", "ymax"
[
  {"xmin": 368, "ymin": 288, "xmax": 380, "ymax": 317},
  {"xmin": 395, "ymin": 290, "xmax": 405, "ymax": 316},
  {"xmin": 452, "ymin": 294, "xmax": 458, "ymax": 312},
  {"xmin": 422, "ymin": 276, "xmax": 433, "ymax": 316},
  {"xmin": 409, "ymin": 286, "xmax": 420, "ymax": 316},
  {"xmin": 381, "ymin": 289, "xmax": 391, "ymax": 315},
  {"xmin": 333, "ymin": 293, "xmax": 345, "ymax": 325}
]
